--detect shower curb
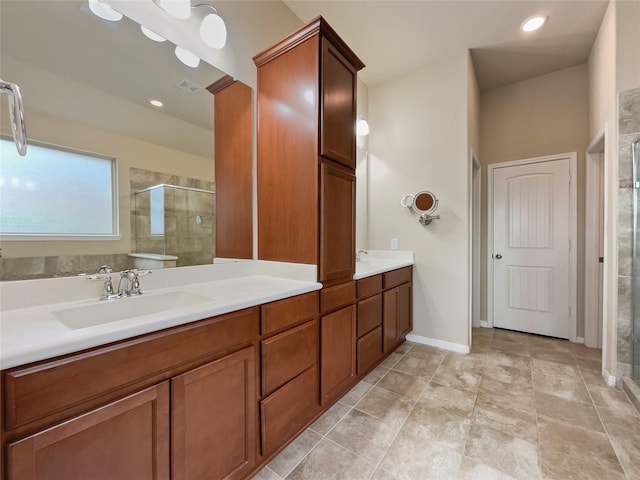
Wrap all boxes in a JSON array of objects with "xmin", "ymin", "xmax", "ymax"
[{"xmin": 622, "ymin": 376, "xmax": 640, "ymax": 414}]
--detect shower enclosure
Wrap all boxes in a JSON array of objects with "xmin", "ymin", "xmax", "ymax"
[
  {"xmin": 133, "ymin": 184, "xmax": 215, "ymax": 267},
  {"xmin": 633, "ymin": 138, "xmax": 640, "ymax": 383}
]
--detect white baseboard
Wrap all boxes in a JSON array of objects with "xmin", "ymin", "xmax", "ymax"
[
  {"xmin": 604, "ymin": 369, "xmax": 617, "ymax": 387},
  {"xmin": 406, "ymin": 334, "xmax": 470, "ymax": 354},
  {"xmin": 479, "ymin": 320, "xmax": 489, "ymax": 328},
  {"xmin": 575, "ymin": 336, "xmax": 585, "ymax": 344}
]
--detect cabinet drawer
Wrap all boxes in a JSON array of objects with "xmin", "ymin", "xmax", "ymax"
[
  {"xmin": 357, "ymin": 294, "xmax": 382, "ymax": 337},
  {"xmin": 383, "ymin": 267, "xmax": 412, "ymax": 289},
  {"xmin": 260, "ymin": 366, "xmax": 319, "ymax": 456},
  {"xmin": 4, "ymin": 308, "xmax": 259, "ymax": 431},
  {"xmin": 261, "ymin": 320, "xmax": 317, "ymax": 396},
  {"xmin": 320, "ymin": 281, "xmax": 356, "ymax": 313},
  {"xmin": 357, "ymin": 274, "xmax": 382, "ymax": 299},
  {"xmin": 261, "ymin": 292, "xmax": 318, "ymax": 336},
  {"xmin": 357, "ymin": 327, "xmax": 383, "ymax": 375}
]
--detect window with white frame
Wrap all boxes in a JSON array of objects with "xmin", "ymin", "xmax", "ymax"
[{"xmin": 0, "ymin": 137, "xmax": 118, "ymax": 238}]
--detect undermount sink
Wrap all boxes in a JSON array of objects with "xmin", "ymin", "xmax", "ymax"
[{"xmin": 53, "ymin": 291, "xmax": 214, "ymax": 330}]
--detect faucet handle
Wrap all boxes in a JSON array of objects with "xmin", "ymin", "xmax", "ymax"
[{"xmin": 99, "ymin": 265, "xmax": 112, "ymax": 274}]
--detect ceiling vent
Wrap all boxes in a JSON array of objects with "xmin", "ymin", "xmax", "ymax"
[{"xmin": 176, "ymin": 78, "xmax": 202, "ymax": 93}]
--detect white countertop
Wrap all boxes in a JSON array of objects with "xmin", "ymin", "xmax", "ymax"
[
  {"xmin": 0, "ymin": 261, "xmax": 321, "ymax": 369},
  {"xmin": 353, "ymin": 250, "xmax": 414, "ymax": 279}
]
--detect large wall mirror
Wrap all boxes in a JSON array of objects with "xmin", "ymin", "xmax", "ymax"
[{"xmin": 0, "ymin": 0, "xmax": 251, "ymax": 280}]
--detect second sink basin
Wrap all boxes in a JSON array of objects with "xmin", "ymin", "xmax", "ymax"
[{"xmin": 53, "ymin": 291, "xmax": 214, "ymax": 330}]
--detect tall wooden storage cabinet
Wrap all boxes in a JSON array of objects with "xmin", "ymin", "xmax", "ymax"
[{"xmin": 254, "ymin": 17, "xmax": 364, "ymax": 284}]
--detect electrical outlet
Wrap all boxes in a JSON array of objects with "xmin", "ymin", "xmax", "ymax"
[{"xmin": 391, "ymin": 238, "xmax": 398, "ymax": 250}]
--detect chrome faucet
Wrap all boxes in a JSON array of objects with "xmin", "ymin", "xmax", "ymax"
[
  {"xmin": 86, "ymin": 266, "xmax": 150, "ymax": 300},
  {"xmin": 118, "ymin": 270, "xmax": 144, "ymax": 296},
  {"xmin": 356, "ymin": 249, "xmax": 368, "ymax": 262}
]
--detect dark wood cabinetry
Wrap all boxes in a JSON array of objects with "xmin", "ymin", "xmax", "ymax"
[
  {"xmin": 320, "ymin": 304, "xmax": 357, "ymax": 405},
  {"xmin": 383, "ymin": 267, "xmax": 413, "ymax": 353},
  {"xmin": 254, "ymin": 17, "xmax": 364, "ymax": 283},
  {"xmin": 7, "ymin": 382, "xmax": 170, "ymax": 480}
]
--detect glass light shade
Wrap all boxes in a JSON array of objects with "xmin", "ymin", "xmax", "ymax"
[
  {"xmin": 356, "ymin": 118, "xmax": 370, "ymax": 136},
  {"xmin": 141, "ymin": 25, "xmax": 166, "ymax": 42},
  {"xmin": 153, "ymin": 0, "xmax": 191, "ymax": 19},
  {"xmin": 175, "ymin": 46, "xmax": 200, "ymax": 68},
  {"xmin": 88, "ymin": 0, "xmax": 122, "ymax": 21},
  {"xmin": 200, "ymin": 13, "xmax": 227, "ymax": 49},
  {"xmin": 521, "ymin": 15, "xmax": 547, "ymax": 32}
]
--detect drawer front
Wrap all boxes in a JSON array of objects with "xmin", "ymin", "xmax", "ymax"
[
  {"xmin": 320, "ymin": 281, "xmax": 356, "ymax": 313},
  {"xmin": 260, "ymin": 366, "xmax": 319, "ymax": 456},
  {"xmin": 357, "ymin": 274, "xmax": 382, "ymax": 299},
  {"xmin": 261, "ymin": 320, "xmax": 317, "ymax": 396},
  {"xmin": 261, "ymin": 292, "xmax": 318, "ymax": 336},
  {"xmin": 357, "ymin": 294, "xmax": 382, "ymax": 337},
  {"xmin": 4, "ymin": 308, "xmax": 259, "ymax": 431},
  {"xmin": 357, "ymin": 327, "xmax": 383, "ymax": 375},
  {"xmin": 383, "ymin": 266, "xmax": 412, "ymax": 289}
]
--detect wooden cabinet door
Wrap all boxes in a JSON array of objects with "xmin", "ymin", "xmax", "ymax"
[
  {"xmin": 320, "ymin": 37, "xmax": 357, "ymax": 169},
  {"xmin": 320, "ymin": 160, "xmax": 355, "ymax": 283},
  {"xmin": 383, "ymin": 287, "xmax": 400, "ymax": 353},
  {"xmin": 7, "ymin": 383, "xmax": 170, "ymax": 480},
  {"xmin": 399, "ymin": 282, "xmax": 412, "ymax": 337},
  {"xmin": 172, "ymin": 346, "xmax": 256, "ymax": 480},
  {"xmin": 320, "ymin": 304, "xmax": 356, "ymax": 404}
]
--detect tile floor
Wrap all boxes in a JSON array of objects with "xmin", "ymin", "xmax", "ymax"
[{"xmin": 252, "ymin": 327, "xmax": 640, "ymax": 479}]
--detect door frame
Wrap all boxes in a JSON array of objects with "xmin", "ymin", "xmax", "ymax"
[
  {"xmin": 487, "ymin": 152, "xmax": 578, "ymax": 341},
  {"xmin": 585, "ymin": 128, "xmax": 606, "ymax": 348},
  {"xmin": 470, "ymin": 148, "xmax": 481, "ymax": 332}
]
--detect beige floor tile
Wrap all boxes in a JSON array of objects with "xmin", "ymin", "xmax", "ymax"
[
  {"xmin": 457, "ymin": 456, "xmax": 518, "ymax": 480},
  {"xmin": 252, "ymin": 466, "xmax": 284, "ymax": 480},
  {"xmin": 540, "ymin": 447, "xmax": 626, "ymax": 480},
  {"xmin": 609, "ymin": 433, "xmax": 640, "ymax": 479},
  {"xmin": 531, "ymin": 358, "xmax": 581, "ymax": 379},
  {"xmin": 369, "ymin": 467, "xmax": 398, "ymax": 480},
  {"xmin": 491, "ymin": 338, "xmax": 531, "ymax": 355},
  {"xmin": 340, "ymin": 381, "xmax": 373, "ymax": 407},
  {"xmin": 484, "ymin": 351, "xmax": 531, "ymax": 370},
  {"xmin": 379, "ymin": 352, "xmax": 403, "ymax": 369},
  {"xmin": 354, "ymin": 385, "xmax": 415, "ymax": 428},
  {"xmin": 376, "ymin": 369, "xmax": 429, "ymax": 400},
  {"xmin": 362, "ymin": 365, "xmax": 389, "ymax": 385},
  {"xmin": 572, "ymin": 355, "xmax": 601, "ymax": 370},
  {"xmin": 391, "ymin": 353, "xmax": 441, "ymax": 378},
  {"xmin": 472, "ymin": 327, "xmax": 495, "ymax": 338},
  {"xmin": 534, "ymin": 391, "xmax": 604, "ymax": 432},
  {"xmin": 537, "ymin": 416, "xmax": 623, "ymax": 474},
  {"xmin": 285, "ymin": 438, "xmax": 376, "ymax": 480},
  {"xmin": 308, "ymin": 401, "xmax": 351, "ymax": 435},
  {"xmin": 577, "ymin": 366, "xmax": 609, "ymax": 387},
  {"xmin": 587, "ymin": 383, "xmax": 640, "ymax": 417},
  {"xmin": 380, "ymin": 429, "xmax": 461, "ymax": 480},
  {"xmin": 530, "ymin": 350, "xmax": 576, "ymax": 365},
  {"xmin": 528, "ymin": 336, "xmax": 570, "ymax": 353},
  {"xmin": 472, "ymin": 396, "xmax": 537, "ymax": 443},
  {"xmin": 483, "ymin": 361, "xmax": 532, "ymax": 385},
  {"xmin": 431, "ymin": 364, "xmax": 483, "ymax": 394},
  {"xmin": 492, "ymin": 329, "xmax": 530, "ymax": 344},
  {"xmin": 326, "ymin": 409, "xmax": 398, "ymax": 462},
  {"xmin": 599, "ymin": 406, "xmax": 640, "ymax": 439},
  {"xmin": 532, "ymin": 371, "xmax": 593, "ymax": 404},
  {"xmin": 566, "ymin": 342, "xmax": 601, "ymax": 358},
  {"xmin": 463, "ymin": 423, "xmax": 540, "ymax": 480},
  {"xmin": 402, "ymin": 402, "xmax": 471, "ymax": 453},
  {"xmin": 392, "ymin": 341, "xmax": 415, "ymax": 355},
  {"xmin": 477, "ymin": 376, "xmax": 536, "ymax": 412},
  {"xmin": 405, "ymin": 343, "xmax": 447, "ymax": 359},
  {"xmin": 268, "ymin": 430, "xmax": 323, "ymax": 478},
  {"xmin": 418, "ymin": 382, "xmax": 476, "ymax": 417}
]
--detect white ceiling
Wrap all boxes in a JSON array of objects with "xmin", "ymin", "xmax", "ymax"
[{"xmin": 283, "ymin": 0, "xmax": 609, "ymax": 90}]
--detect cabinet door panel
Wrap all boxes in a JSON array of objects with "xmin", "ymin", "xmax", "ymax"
[
  {"xmin": 7, "ymin": 383, "xmax": 169, "ymax": 480},
  {"xmin": 357, "ymin": 294, "xmax": 382, "ymax": 337},
  {"xmin": 383, "ymin": 288, "xmax": 399, "ymax": 353},
  {"xmin": 320, "ymin": 161, "xmax": 355, "ymax": 283},
  {"xmin": 357, "ymin": 326, "xmax": 383, "ymax": 375},
  {"xmin": 172, "ymin": 347, "xmax": 256, "ymax": 480},
  {"xmin": 320, "ymin": 304, "xmax": 356, "ymax": 404},
  {"xmin": 320, "ymin": 37, "xmax": 357, "ymax": 169},
  {"xmin": 399, "ymin": 283, "xmax": 412, "ymax": 337}
]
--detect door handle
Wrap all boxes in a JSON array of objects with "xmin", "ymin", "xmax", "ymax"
[{"xmin": 494, "ymin": 254, "xmax": 502, "ymax": 259}]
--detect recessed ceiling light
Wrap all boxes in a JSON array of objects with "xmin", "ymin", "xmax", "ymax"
[
  {"xmin": 521, "ymin": 15, "xmax": 547, "ymax": 32},
  {"xmin": 149, "ymin": 99, "xmax": 164, "ymax": 107}
]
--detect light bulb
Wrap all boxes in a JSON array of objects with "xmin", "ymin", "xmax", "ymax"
[
  {"xmin": 141, "ymin": 25, "xmax": 166, "ymax": 42},
  {"xmin": 175, "ymin": 46, "xmax": 200, "ymax": 68},
  {"xmin": 88, "ymin": 0, "xmax": 122, "ymax": 21},
  {"xmin": 200, "ymin": 13, "xmax": 227, "ymax": 49}
]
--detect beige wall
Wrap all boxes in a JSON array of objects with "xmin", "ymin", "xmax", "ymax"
[
  {"xmin": 368, "ymin": 54, "xmax": 471, "ymax": 348},
  {"xmin": 2, "ymin": 110, "xmax": 212, "ymax": 259},
  {"xmin": 479, "ymin": 65, "xmax": 589, "ymax": 338},
  {"xmin": 616, "ymin": 0, "xmax": 640, "ymax": 94}
]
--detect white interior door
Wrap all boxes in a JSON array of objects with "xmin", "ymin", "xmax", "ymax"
[{"xmin": 492, "ymin": 158, "xmax": 571, "ymax": 338}]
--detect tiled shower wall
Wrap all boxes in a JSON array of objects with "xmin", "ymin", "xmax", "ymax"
[{"xmin": 617, "ymin": 87, "xmax": 640, "ymax": 383}]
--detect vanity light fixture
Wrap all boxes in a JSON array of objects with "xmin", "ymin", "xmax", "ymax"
[
  {"xmin": 356, "ymin": 115, "xmax": 370, "ymax": 136},
  {"xmin": 521, "ymin": 14, "xmax": 547, "ymax": 32},
  {"xmin": 175, "ymin": 46, "xmax": 200, "ymax": 68},
  {"xmin": 88, "ymin": 0, "xmax": 122, "ymax": 22},
  {"xmin": 153, "ymin": 0, "xmax": 191, "ymax": 20},
  {"xmin": 141, "ymin": 25, "xmax": 167, "ymax": 42},
  {"xmin": 193, "ymin": 3, "xmax": 227, "ymax": 49}
]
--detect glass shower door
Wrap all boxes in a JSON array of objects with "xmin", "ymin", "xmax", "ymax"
[{"xmin": 632, "ymin": 138, "xmax": 640, "ymax": 382}]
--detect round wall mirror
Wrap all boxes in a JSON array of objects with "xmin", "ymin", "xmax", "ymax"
[{"xmin": 412, "ymin": 190, "xmax": 438, "ymax": 216}]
